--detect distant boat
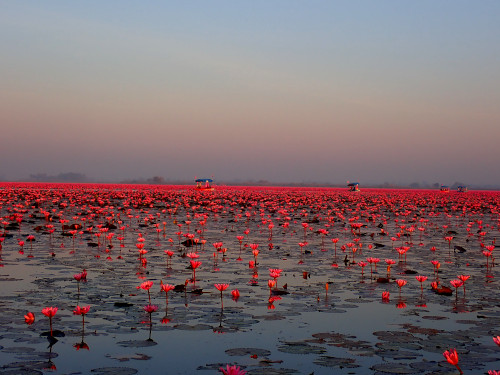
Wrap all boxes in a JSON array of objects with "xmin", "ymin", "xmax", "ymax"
[
  {"xmin": 457, "ymin": 185, "xmax": 468, "ymax": 193},
  {"xmin": 440, "ymin": 185, "xmax": 450, "ymax": 192},
  {"xmin": 195, "ymin": 178, "xmax": 214, "ymax": 191},
  {"xmin": 347, "ymin": 182, "xmax": 360, "ymax": 192}
]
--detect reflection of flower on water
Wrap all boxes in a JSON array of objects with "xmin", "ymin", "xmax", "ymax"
[
  {"xmin": 213, "ymin": 322, "xmax": 226, "ymax": 335},
  {"xmin": 44, "ymin": 335, "xmax": 58, "ymax": 371},
  {"xmin": 73, "ymin": 305, "xmax": 91, "ymax": 350},
  {"xmin": 44, "ymin": 359, "xmax": 57, "ymax": 371},
  {"xmin": 453, "ymin": 297, "xmax": 469, "ymax": 313},
  {"xmin": 268, "ymin": 295, "xmax": 281, "ymax": 310},
  {"xmin": 213, "ymin": 306, "xmax": 226, "ymax": 334},
  {"xmin": 143, "ymin": 304, "xmax": 158, "ymax": 341},
  {"xmin": 74, "ymin": 340, "xmax": 90, "ymax": 350}
]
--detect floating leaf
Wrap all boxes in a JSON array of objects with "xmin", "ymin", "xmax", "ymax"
[
  {"xmin": 313, "ymin": 355, "xmax": 359, "ymax": 368},
  {"xmin": 225, "ymin": 347, "xmax": 272, "ymax": 357},
  {"xmin": 277, "ymin": 342, "xmax": 326, "ymax": 355},
  {"xmin": 90, "ymin": 367, "xmax": 138, "ymax": 375}
]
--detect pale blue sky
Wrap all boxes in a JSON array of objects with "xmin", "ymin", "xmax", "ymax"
[{"xmin": 1, "ymin": 1, "xmax": 499, "ymax": 185}]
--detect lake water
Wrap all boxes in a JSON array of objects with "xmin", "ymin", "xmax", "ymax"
[{"xmin": 0, "ymin": 183, "xmax": 499, "ymax": 374}]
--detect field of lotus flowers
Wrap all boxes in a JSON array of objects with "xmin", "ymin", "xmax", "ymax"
[{"xmin": 0, "ymin": 182, "xmax": 499, "ymax": 374}]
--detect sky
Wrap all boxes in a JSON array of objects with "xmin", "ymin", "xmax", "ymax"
[{"xmin": 1, "ymin": 1, "xmax": 500, "ymax": 186}]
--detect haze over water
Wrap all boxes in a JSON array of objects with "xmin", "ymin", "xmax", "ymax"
[{"xmin": 1, "ymin": 2, "xmax": 499, "ymax": 186}]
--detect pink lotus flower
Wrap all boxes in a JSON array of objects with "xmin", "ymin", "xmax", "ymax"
[
  {"xmin": 220, "ymin": 364, "xmax": 246, "ymax": 375},
  {"xmin": 143, "ymin": 304, "xmax": 158, "ymax": 313}
]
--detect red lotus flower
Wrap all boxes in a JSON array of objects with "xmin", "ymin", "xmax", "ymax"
[
  {"xmin": 493, "ymin": 336, "xmax": 500, "ymax": 347},
  {"xmin": 24, "ymin": 312, "xmax": 35, "ymax": 325},
  {"xmin": 215, "ymin": 283, "xmax": 229, "ymax": 292},
  {"xmin": 267, "ymin": 279, "xmax": 276, "ymax": 292},
  {"xmin": 42, "ymin": 306, "xmax": 58, "ymax": 318},
  {"xmin": 415, "ymin": 275, "xmax": 428, "ymax": 292},
  {"xmin": 137, "ymin": 280, "xmax": 154, "ymax": 303},
  {"xmin": 382, "ymin": 291, "xmax": 390, "ymax": 302},
  {"xmin": 443, "ymin": 348, "xmax": 462, "ymax": 374},
  {"xmin": 73, "ymin": 305, "xmax": 90, "ymax": 316},
  {"xmin": 396, "ymin": 279, "xmax": 407, "ymax": 288},
  {"xmin": 231, "ymin": 289, "xmax": 240, "ymax": 300},
  {"xmin": 160, "ymin": 282, "xmax": 175, "ymax": 293},
  {"xmin": 42, "ymin": 306, "xmax": 58, "ymax": 336}
]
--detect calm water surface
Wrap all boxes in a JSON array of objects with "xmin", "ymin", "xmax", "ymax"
[{"xmin": 0, "ymin": 184, "xmax": 499, "ymax": 374}]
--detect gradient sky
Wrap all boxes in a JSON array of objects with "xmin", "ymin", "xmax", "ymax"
[{"xmin": 1, "ymin": 1, "xmax": 499, "ymax": 186}]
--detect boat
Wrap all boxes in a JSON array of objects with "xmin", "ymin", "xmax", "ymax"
[
  {"xmin": 195, "ymin": 178, "xmax": 214, "ymax": 191},
  {"xmin": 347, "ymin": 182, "xmax": 360, "ymax": 192}
]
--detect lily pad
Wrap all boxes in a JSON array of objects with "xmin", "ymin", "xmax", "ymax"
[
  {"xmin": 313, "ymin": 356, "xmax": 359, "ymax": 368},
  {"xmin": 0, "ymin": 370, "xmax": 43, "ymax": 375},
  {"xmin": 116, "ymin": 340, "xmax": 158, "ymax": 348},
  {"xmin": 225, "ymin": 348, "xmax": 272, "ymax": 357},
  {"xmin": 243, "ymin": 368, "xmax": 299, "ymax": 375},
  {"xmin": 371, "ymin": 363, "xmax": 420, "ymax": 374},
  {"xmin": 90, "ymin": 367, "xmax": 138, "ymax": 375},
  {"xmin": 277, "ymin": 342, "xmax": 326, "ymax": 355}
]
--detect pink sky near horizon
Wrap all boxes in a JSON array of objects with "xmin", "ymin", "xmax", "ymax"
[{"xmin": 1, "ymin": 2, "xmax": 499, "ymax": 186}]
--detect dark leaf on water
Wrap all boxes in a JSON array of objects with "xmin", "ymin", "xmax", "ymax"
[
  {"xmin": 116, "ymin": 340, "xmax": 157, "ymax": 348},
  {"xmin": 225, "ymin": 347, "xmax": 272, "ymax": 357},
  {"xmin": 277, "ymin": 342, "xmax": 326, "ymax": 355},
  {"xmin": 90, "ymin": 367, "xmax": 138, "ymax": 375},
  {"xmin": 313, "ymin": 356, "xmax": 359, "ymax": 368}
]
